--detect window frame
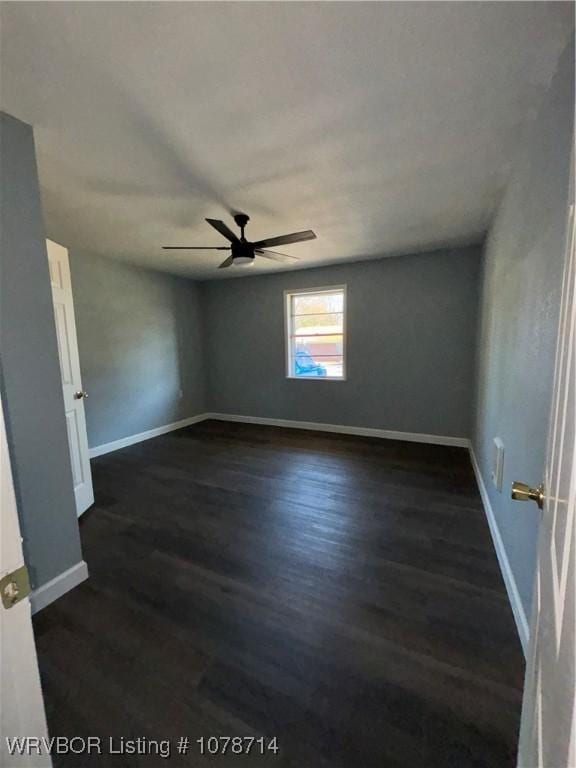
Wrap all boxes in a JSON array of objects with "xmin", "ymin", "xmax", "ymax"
[{"xmin": 284, "ymin": 284, "xmax": 347, "ymax": 382}]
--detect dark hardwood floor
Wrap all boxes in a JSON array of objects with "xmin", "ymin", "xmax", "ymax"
[{"xmin": 34, "ymin": 420, "xmax": 525, "ymax": 767}]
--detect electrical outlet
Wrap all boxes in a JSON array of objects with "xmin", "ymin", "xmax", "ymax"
[{"xmin": 491, "ymin": 438, "xmax": 504, "ymax": 491}]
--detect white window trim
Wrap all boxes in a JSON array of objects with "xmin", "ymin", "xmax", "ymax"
[{"xmin": 284, "ymin": 284, "xmax": 347, "ymax": 381}]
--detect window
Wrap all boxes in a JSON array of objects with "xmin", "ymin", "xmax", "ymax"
[{"xmin": 285, "ymin": 286, "xmax": 346, "ymax": 380}]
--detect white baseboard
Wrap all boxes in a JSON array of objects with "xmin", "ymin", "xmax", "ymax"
[
  {"xmin": 88, "ymin": 413, "xmax": 211, "ymax": 458},
  {"xmin": 205, "ymin": 413, "xmax": 471, "ymax": 448},
  {"xmin": 469, "ymin": 448, "xmax": 529, "ymax": 655},
  {"xmin": 89, "ymin": 411, "xmax": 470, "ymax": 459},
  {"xmin": 31, "ymin": 560, "xmax": 89, "ymax": 614}
]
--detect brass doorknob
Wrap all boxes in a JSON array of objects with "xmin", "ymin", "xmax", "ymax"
[
  {"xmin": 74, "ymin": 390, "xmax": 88, "ymax": 400},
  {"xmin": 511, "ymin": 481, "xmax": 545, "ymax": 510}
]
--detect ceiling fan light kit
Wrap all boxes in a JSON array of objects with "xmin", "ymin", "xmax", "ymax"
[{"xmin": 162, "ymin": 213, "xmax": 317, "ymax": 270}]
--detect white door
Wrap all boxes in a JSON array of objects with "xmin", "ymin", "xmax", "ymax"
[
  {"xmin": 0, "ymin": 396, "xmax": 52, "ymax": 767},
  {"xmin": 516, "ymin": 189, "xmax": 575, "ymax": 764},
  {"xmin": 46, "ymin": 240, "xmax": 94, "ymax": 516}
]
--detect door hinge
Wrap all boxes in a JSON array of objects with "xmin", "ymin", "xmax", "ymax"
[{"xmin": 0, "ymin": 565, "xmax": 31, "ymax": 609}]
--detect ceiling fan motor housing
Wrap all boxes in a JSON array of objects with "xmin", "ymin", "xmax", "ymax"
[{"xmin": 231, "ymin": 240, "xmax": 255, "ymax": 264}]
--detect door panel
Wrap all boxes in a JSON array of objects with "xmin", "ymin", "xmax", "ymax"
[
  {"xmin": 65, "ymin": 410, "xmax": 85, "ymax": 490},
  {"xmin": 0, "ymin": 396, "xmax": 52, "ymax": 767},
  {"xmin": 46, "ymin": 240, "xmax": 94, "ymax": 516},
  {"xmin": 53, "ymin": 301, "xmax": 74, "ymax": 385}
]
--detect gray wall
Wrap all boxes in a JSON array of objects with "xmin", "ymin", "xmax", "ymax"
[
  {"xmin": 0, "ymin": 112, "xmax": 83, "ymax": 589},
  {"xmin": 201, "ymin": 246, "xmax": 481, "ymax": 437},
  {"xmin": 69, "ymin": 252, "xmax": 206, "ymax": 448},
  {"xmin": 473, "ymin": 41, "xmax": 574, "ymax": 618}
]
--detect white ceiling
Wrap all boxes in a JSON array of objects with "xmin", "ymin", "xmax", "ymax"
[{"xmin": 1, "ymin": 2, "xmax": 573, "ymax": 279}]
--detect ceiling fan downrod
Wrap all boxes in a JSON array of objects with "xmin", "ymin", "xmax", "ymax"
[{"xmin": 234, "ymin": 212, "xmax": 250, "ymax": 241}]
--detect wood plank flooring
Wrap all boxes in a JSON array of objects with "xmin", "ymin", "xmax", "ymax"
[{"xmin": 33, "ymin": 420, "xmax": 525, "ymax": 767}]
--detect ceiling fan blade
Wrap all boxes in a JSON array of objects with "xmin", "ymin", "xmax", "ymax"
[
  {"xmin": 162, "ymin": 246, "xmax": 230, "ymax": 250},
  {"xmin": 206, "ymin": 218, "xmax": 239, "ymax": 243},
  {"xmin": 256, "ymin": 249, "xmax": 300, "ymax": 262},
  {"xmin": 218, "ymin": 255, "xmax": 234, "ymax": 269},
  {"xmin": 252, "ymin": 230, "xmax": 316, "ymax": 249}
]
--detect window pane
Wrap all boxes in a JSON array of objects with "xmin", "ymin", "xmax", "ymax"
[
  {"xmin": 292, "ymin": 352, "xmax": 344, "ymax": 378},
  {"xmin": 292, "ymin": 313, "xmax": 343, "ymax": 335},
  {"xmin": 292, "ymin": 292, "xmax": 344, "ymax": 316},
  {"xmin": 293, "ymin": 336, "xmax": 343, "ymax": 357}
]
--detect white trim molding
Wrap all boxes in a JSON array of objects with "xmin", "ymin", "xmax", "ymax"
[
  {"xmin": 205, "ymin": 413, "xmax": 471, "ymax": 448},
  {"xmin": 469, "ymin": 448, "xmax": 529, "ymax": 655},
  {"xmin": 88, "ymin": 413, "xmax": 210, "ymax": 458},
  {"xmin": 31, "ymin": 560, "xmax": 89, "ymax": 614},
  {"xmin": 89, "ymin": 412, "xmax": 470, "ymax": 457}
]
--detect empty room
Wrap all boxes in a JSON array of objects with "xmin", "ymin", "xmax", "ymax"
[{"xmin": 0, "ymin": 2, "xmax": 574, "ymax": 767}]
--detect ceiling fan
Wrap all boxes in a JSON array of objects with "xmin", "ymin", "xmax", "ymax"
[{"xmin": 163, "ymin": 213, "xmax": 316, "ymax": 269}]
